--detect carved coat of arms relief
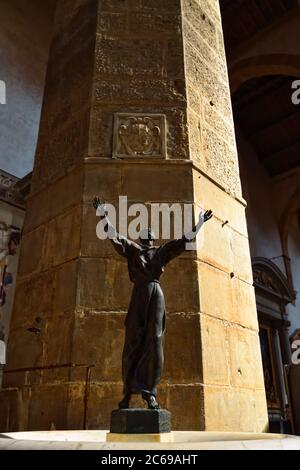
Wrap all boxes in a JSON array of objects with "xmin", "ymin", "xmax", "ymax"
[{"xmin": 113, "ymin": 113, "xmax": 166, "ymax": 159}]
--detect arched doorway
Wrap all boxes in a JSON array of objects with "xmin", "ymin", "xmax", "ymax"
[
  {"xmin": 253, "ymin": 258, "xmax": 295, "ymax": 432},
  {"xmin": 230, "ymin": 73, "xmax": 300, "ymax": 434}
]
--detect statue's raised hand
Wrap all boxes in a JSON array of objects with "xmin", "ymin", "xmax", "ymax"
[{"xmin": 203, "ymin": 209, "xmax": 213, "ymax": 223}]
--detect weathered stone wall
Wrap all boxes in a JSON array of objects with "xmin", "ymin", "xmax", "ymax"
[
  {"xmin": 32, "ymin": 0, "xmax": 98, "ymax": 193},
  {"xmin": 89, "ymin": 0, "xmax": 188, "ymax": 160},
  {"xmin": 192, "ymin": 170, "xmax": 268, "ymax": 431},
  {"xmin": 182, "ymin": 0, "xmax": 241, "ymax": 196},
  {"xmin": 0, "ymin": 0, "xmax": 268, "ymax": 433}
]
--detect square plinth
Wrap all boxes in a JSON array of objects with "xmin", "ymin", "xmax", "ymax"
[
  {"xmin": 106, "ymin": 432, "xmax": 174, "ymax": 443},
  {"xmin": 110, "ymin": 409, "xmax": 172, "ymax": 434}
]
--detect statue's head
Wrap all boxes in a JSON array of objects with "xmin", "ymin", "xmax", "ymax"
[{"xmin": 139, "ymin": 228, "xmax": 156, "ymax": 247}]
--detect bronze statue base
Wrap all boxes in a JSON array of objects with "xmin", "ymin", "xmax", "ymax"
[{"xmin": 110, "ymin": 408, "xmax": 171, "ymax": 434}]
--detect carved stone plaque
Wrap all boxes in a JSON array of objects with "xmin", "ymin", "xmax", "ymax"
[{"xmin": 113, "ymin": 113, "xmax": 166, "ymax": 159}]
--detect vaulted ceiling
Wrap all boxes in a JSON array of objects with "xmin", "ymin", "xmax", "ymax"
[
  {"xmin": 220, "ymin": 0, "xmax": 300, "ymax": 177},
  {"xmin": 232, "ymin": 75, "xmax": 300, "ymax": 176},
  {"xmin": 220, "ymin": 0, "xmax": 298, "ymax": 53}
]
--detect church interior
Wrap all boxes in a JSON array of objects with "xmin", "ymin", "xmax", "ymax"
[{"xmin": 0, "ymin": 0, "xmax": 300, "ymax": 437}]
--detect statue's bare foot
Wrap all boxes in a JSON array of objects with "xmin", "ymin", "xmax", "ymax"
[
  {"xmin": 142, "ymin": 393, "xmax": 160, "ymax": 410},
  {"xmin": 118, "ymin": 394, "xmax": 131, "ymax": 409}
]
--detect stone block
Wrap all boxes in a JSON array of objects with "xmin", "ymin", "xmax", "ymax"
[
  {"xmin": 0, "ymin": 389, "xmax": 23, "ymax": 432},
  {"xmin": 88, "ymin": 106, "xmax": 115, "ymax": 157},
  {"xmin": 198, "ymin": 262, "xmax": 258, "ymax": 330},
  {"xmin": 203, "ymin": 386, "xmax": 268, "ymax": 432},
  {"xmin": 201, "ymin": 125, "xmax": 241, "ymax": 197},
  {"xmin": 231, "ymin": 278, "xmax": 258, "ymax": 331},
  {"xmin": 18, "ymin": 226, "xmax": 45, "ymax": 277},
  {"xmin": 39, "ymin": 77, "xmax": 92, "ymax": 140},
  {"xmin": 187, "ymin": 108, "xmax": 202, "ymax": 160},
  {"xmin": 204, "ymin": 99, "xmax": 236, "ymax": 148},
  {"xmin": 24, "ymin": 166, "xmax": 83, "ymax": 232},
  {"xmin": 167, "ymin": 385, "xmax": 204, "ymax": 431},
  {"xmin": 6, "ymin": 327, "xmax": 44, "ymax": 371},
  {"xmin": 86, "ymin": 383, "xmax": 123, "ymax": 430},
  {"xmin": 42, "ymin": 205, "xmax": 81, "ymax": 270},
  {"xmin": 137, "ymin": 0, "xmax": 181, "ymax": 14},
  {"xmin": 98, "ymin": 12, "xmax": 127, "ymax": 34},
  {"xmin": 81, "ymin": 203, "xmax": 122, "ymax": 258},
  {"xmin": 89, "ymin": 105, "xmax": 189, "ymax": 159},
  {"xmin": 228, "ymin": 327, "xmax": 265, "ymax": 389},
  {"xmin": 11, "ymin": 271, "xmax": 56, "ymax": 330},
  {"xmin": 232, "ymin": 231, "xmax": 253, "ymax": 284},
  {"xmin": 186, "ymin": 84, "xmax": 202, "ymax": 116},
  {"xmin": 100, "ymin": 0, "xmax": 130, "ymax": 12},
  {"xmin": 165, "ymin": 37, "xmax": 185, "ymax": 79},
  {"xmin": 2, "ymin": 371, "xmax": 27, "ymax": 389},
  {"xmin": 198, "ymin": 262, "xmax": 233, "ymax": 322},
  {"xmin": 121, "ymin": 164, "xmax": 194, "ymax": 202},
  {"xmin": 40, "ymin": 368, "xmax": 70, "ymax": 386},
  {"xmin": 161, "ymin": 258, "xmax": 200, "ymax": 313},
  {"xmin": 33, "ymin": 110, "xmax": 89, "ymax": 193},
  {"xmin": 54, "ymin": 0, "xmax": 97, "ymax": 33},
  {"xmin": 217, "ymin": 26, "xmax": 227, "ymax": 61},
  {"xmin": 92, "ymin": 76, "xmax": 186, "ymax": 107},
  {"xmin": 71, "ymin": 312, "xmax": 125, "ymax": 382},
  {"xmin": 182, "ymin": 0, "xmax": 218, "ymax": 53},
  {"xmin": 195, "ymin": 0, "xmax": 223, "ymax": 28},
  {"xmin": 193, "ymin": 170, "xmax": 247, "ymax": 236},
  {"xmin": 53, "ymin": 260, "xmax": 78, "ymax": 313},
  {"xmin": 197, "ymin": 216, "xmax": 234, "ymax": 274},
  {"xmin": 200, "ymin": 314, "xmax": 229, "ymax": 385},
  {"xmin": 183, "ymin": 28, "xmax": 225, "ymax": 84},
  {"xmin": 164, "ymin": 313, "xmax": 202, "ymax": 383},
  {"xmin": 2, "ymin": 0, "xmax": 268, "ymax": 436},
  {"xmin": 42, "ymin": 313, "xmax": 74, "ymax": 368},
  {"xmin": 83, "ymin": 163, "xmax": 122, "ymax": 202},
  {"xmin": 77, "ymin": 257, "xmax": 131, "ymax": 310},
  {"xmin": 94, "ymin": 37, "xmax": 165, "ymax": 77},
  {"xmin": 117, "ymin": 110, "xmax": 173, "ymax": 158},
  {"xmin": 66, "ymin": 383, "xmax": 87, "ymax": 430},
  {"xmin": 27, "ymin": 384, "xmax": 69, "ymax": 431}
]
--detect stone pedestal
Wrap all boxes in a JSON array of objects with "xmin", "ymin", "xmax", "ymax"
[
  {"xmin": 107, "ymin": 408, "xmax": 172, "ymax": 443},
  {"xmin": 0, "ymin": 0, "xmax": 268, "ymax": 433}
]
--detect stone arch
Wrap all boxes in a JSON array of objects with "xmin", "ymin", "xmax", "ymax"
[
  {"xmin": 252, "ymin": 257, "xmax": 295, "ymax": 304},
  {"xmin": 230, "ymin": 54, "xmax": 300, "ymax": 93},
  {"xmin": 230, "ymin": 54, "xmax": 300, "ymax": 294},
  {"xmin": 280, "ymin": 186, "xmax": 300, "ymax": 247}
]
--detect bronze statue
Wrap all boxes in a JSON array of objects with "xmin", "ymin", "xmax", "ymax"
[{"xmin": 93, "ymin": 197, "xmax": 213, "ymax": 410}]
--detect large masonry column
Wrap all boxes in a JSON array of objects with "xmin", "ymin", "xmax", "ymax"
[{"xmin": 0, "ymin": 0, "xmax": 268, "ymax": 432}]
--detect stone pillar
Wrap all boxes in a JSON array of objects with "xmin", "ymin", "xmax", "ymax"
[{"xmin": 0, "ymin": 0, "xmax": 268, "ymax": 433}]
